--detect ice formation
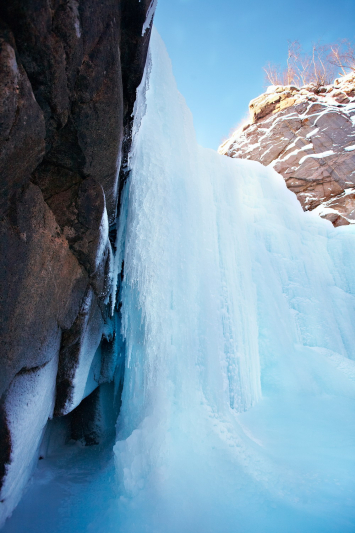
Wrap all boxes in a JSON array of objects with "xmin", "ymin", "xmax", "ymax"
[
  {"xmin": 113, "ymin": 29, "xmax": 355, "ymax": 533},
  {"xmin": 3, "ymin": 28, "xmax": 355, "ymax": 533}
]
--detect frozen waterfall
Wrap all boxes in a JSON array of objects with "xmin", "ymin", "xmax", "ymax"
[
  {"xmin": 113, "ymin": 28, "xmax": 355, "ymax": 533},
  {"xmin": 3, "ymin": 28, "xmax": 355, "ymax": 533}
]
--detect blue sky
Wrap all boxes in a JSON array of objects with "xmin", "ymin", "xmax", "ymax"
[{"xmin": 155, "ymin": 0, "xmax": 355, "ymax": 149}]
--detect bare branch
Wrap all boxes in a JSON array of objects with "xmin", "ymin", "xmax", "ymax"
[{"xmin": 263, "ymin": 39, "xmax": 353, "ymax": 90}]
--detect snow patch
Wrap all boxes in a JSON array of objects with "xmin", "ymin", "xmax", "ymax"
[
  {"xmin": 299, "ymin": 150, "xmax": 334, "ymax": 164},
  {"xmin": 0, "ymin": 356, "xmax": 58, "ymax": 526}
]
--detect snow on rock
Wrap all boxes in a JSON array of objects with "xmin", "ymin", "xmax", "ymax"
[
  {"xmin": 112, "ymin": 30, "xmax": 355, "ymax": 532},
  {"xmin": 0, "ymin": 356, "xmax": 58, "ymax": 527},
  {"xmin": 0, "ymin": 1, "xmax": 156, "ymax": 527},
  {"xmin": 54, "ymin": 287, "xmax": 105, "ymax": 416},
  {"xmin": 219, "ymin": 73, "xmax": 355, "ymax": 227}
]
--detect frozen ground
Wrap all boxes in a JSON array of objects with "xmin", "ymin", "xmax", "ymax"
[{"xmin": 3, "ymin": 29, "xmax": 355, "ymax": 533}]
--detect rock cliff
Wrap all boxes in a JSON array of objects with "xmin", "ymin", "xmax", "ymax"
[
  {"xmin": 219, "ymin": 73, "xmax": 355, "ymax": 227},
  {"xmin": 0, "ymin": 0, "xmax": 155, "ymax": 523}
]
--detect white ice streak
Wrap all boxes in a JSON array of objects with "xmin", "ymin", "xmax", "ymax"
[
  {"xmin": 141, "ymin": 0, "xmax": 157, "ymax": 36},
  {"xmin": 299, "ymin": 149, "xmax": 334, "ymax": 164}
]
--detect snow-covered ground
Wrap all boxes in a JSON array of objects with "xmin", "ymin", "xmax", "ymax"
[{"xmin": 3, "ymin": 29, "xmax": 355, "ymax": 533}]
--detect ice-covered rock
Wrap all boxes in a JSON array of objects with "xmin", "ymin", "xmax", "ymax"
[
  {"xmin": 0, "ymin": 0, "xmax": 156, "ymax": 524},
  {"xmin": 0, "ymin": 356, "xmax": 58, "ymax": 528},
  {"xmin": 219, "ymin": 73, "xmax": 355, "ymax": 227}
]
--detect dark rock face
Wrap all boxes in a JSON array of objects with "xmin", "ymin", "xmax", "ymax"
[
  {"xmin": 219, "ymin": 74, "xmax": 355, "ymax": 227},
  {"xmin": 69, "ymin": 381, "xmax": 121, "ymax": 446},
  {"xmin": 0, "ymin": 21, "xmax": 46, "ymax": 214},
  {"xmin": 0, "ymin": 356, "xmax": 58, "ymax": 519},
  {"xmin": 0, "ymin": 182, "xmax": 88, "ymax": 399},
  {"xmin": 120, "ymin": 0, "xmax": 156, "ymax": 179},
  {"xmin": 1, "ymin": 0, "xmax": 122, "ymax": 221},
  {"xmin": 0, "ymin": 0, "xmax": 154, "ymax": 522}
]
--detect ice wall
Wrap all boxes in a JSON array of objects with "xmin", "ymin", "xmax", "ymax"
[{"xmin": 114, "ymin": 29, "xmax": 355, "ymax": 533}]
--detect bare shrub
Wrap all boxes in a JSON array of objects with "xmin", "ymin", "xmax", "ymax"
[
  {"xmin": 264, "ymin": 40, "xmax": 354, "ymax": 89},
  {"xmin": 329, "ymin": 40, "xmax": 355, "ymax": 74}
]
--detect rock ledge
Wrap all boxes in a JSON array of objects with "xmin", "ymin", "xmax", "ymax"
[{"xmin": 219, "ymin": 73, "xmax": 355, "ymax": 227}]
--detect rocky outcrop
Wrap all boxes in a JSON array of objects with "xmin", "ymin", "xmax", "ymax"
[
  {"xmin": 0, "ymin": 0, "xmax": 155, "ymax": 524},
  {"xmin": 219, "ymin": 73, "xmax": 355, "ymax": 227}
]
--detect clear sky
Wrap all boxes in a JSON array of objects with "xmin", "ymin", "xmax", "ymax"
[{"xmin": 154, "ymin": 0, "xmax": 355, "ymax": 150}]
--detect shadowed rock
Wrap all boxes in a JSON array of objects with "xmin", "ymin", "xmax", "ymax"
[{"xmin": 0, "ymin": 0, "xmax": 155, "ymax": 523}]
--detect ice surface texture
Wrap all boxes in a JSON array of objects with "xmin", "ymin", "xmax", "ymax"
[
  {"xmin": 114, "ymin": 29, "xmax": 355, "ymax": 533},
  {"xmin": 3, "ymin": 29, "xmax": 355, "ymax": 533}
]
